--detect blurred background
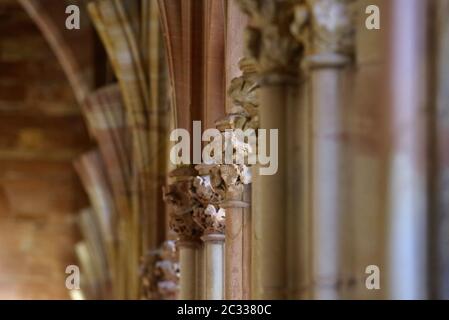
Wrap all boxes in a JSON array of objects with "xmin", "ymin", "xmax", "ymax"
[
  {"xmin": 0, "ymin": 0, "xmax": 93, "ymax": 299},
  {"xmin": 0, "ymin": 0, "xmax": 449, "ymax": 300}
]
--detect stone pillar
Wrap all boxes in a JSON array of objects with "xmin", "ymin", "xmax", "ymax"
[
  {"xmin": 202, "ymin": 233, "xmax": 225, "ymax": 300},
  {"xmin": 220, "ymin": 59, "xmax": 258, "ymax": 299},
  {"xmin": 163, "ymin": 166, "xmax": 202, "ymax": 299},
  {"xmin": 191, "ymin": 153, "xmax": 253, "ymax": 300},
  {"xmin": 431, "ymin": 0, "xmax": 449, "ymax": 299},
  {"xmin": 223, "ymin": 192, "xmax": 251, "ymax": 299},
  {"xmin": 219, "ymin": 164, "xmax": 252, "ymax": 300},
  {"xmin": 386, "ymin": 0, "xmax": 428, "ymax": 300},
  {"xmin": 178, "ymin": 240, "xmax": 200, "ymax": 299},
  {"xmin": 224, "ymin": 1, "xmax": 252, "ymax": 300},
  {"xmin": 290, "ymin": 0, "xmax": 355, "ymax": 299},
  {"xmin": 190, "ymin": 167, "xmax": 226, "ymax": 300},
  {"xmin": 236, "ymin": 0, "xmax": 302, "ymax": 299}
]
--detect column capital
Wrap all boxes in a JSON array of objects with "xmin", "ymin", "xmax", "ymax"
[
  {"xmin": 190, "ymin": 163, "xmax": 252, "ymax": 235},
  {"xmin": 196, "ymin": 164, "xmax": 251, "ymax": 201},
  {"xmin": 190, "ymin": 169, "xmax": 225, "ymax": 235},
  {"xmin": 163, "ymin": 169, "xmax": 203, "ymax": 242},
  {"xmin": 236, "ymin": 0, "xmax": 304, "ymax": 84},
  {"xmin": 193, "ymin": 205, "xmax": 226, "ymax": 236},
  {"xmin": 141, "ymin": 240, "xmax": 180, "ymax": 300},
  {"xmin": 224, "ymin": 58, "xmax": 260, "ymax": 130},
  {"xmin": 291, "ymin": 0, "xmax": 356, "ymax": 68}
]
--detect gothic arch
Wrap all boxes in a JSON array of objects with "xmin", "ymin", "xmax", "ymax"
[{"xmin": 19, "ymin": 0, "xmax": 97, "ymax": 104}]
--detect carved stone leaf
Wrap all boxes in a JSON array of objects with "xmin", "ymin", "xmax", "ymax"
[
  {"xmin": 155, "ymin": 260, "xmax": 179, "ymax": 282},
  {"xmin": 260, "ymin": 25, "xmax": 301, "ymax": 73},
  {"xmin": 169, "ymin": 212, "xmax": 202, "ymax": 241},
  {"xmin": 220, "ymin": 165, "xmax": 241, "ymax": 187},
  {"xmin": 228, "ymin": 76, "xmax": 259, "ymax": 111},
  {"xmin": 239, "ymin": 165, "xmax": 252, "ymax": 185},
  {"xmin": 163, "ymin": 181, "xmax": 194, "ymax": 214},
  {"xmin": 244, "ymin": 115, "xmax": 259, "ymax": 130},
  {"xmin": 290, "ymin": 4, "xmax": 310, "ymax": 50},
  {"xmin": 192, "ymin": 175, "xmax": 222, "ymax": 205},
  {"xmin": 217, "ymin": 165, "xmax": 240, "ymax": 198},
  {"xmin": 216, "ymin": 113, "xmax": 248, "ymax": 131},
  {"xmin": 193, "ymin": 205, "xmax": 226, "ymax": 234},
  {"xmin": 209, "ymin": 166, "xmax": 223, "ymax": 187},
  {"xmin": 160, "ymin": 240, "xmax": 177, "ymax": 261},
  {"xmin": 164, "ymin": 179, "xmax": 204, "ymax": 240}
]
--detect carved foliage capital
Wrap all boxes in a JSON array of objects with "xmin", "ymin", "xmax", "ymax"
[
  {"xmin": 193, "ymin": 204, "xmax": 226, "ymax": 235},
  {"xmin": 226, "ymin": 60, "xmax": 260, "ymax": 130},
  {"xmin": 141, "ymin": 241, "xmax": 180, "ymax": 300},
  {"xmin": 219, "ymin": 164, "xmax": 251, "ymax": 196},
  {"xmin": 163, "ymin": 180, "xmax": 202, "ymax": 241},
  {"xmin": 236, "ymin": 0, "xmax": 304, "ymax": 77},
  {"xmin": 188, "ymin": 163, "xmax": 251, "ymax": 234},
  {"xmin": 308, "ymin": 0, "xmax": 355, "ymax": 55},
  {"xmin": 291, "ymin": 0, "xmax": 356, "ymax": 57},
  {"xmin": 207, "ymin": 164, "xmax": 251, "ymax": 200},
  {"xmin": 188, "ymin": 171, "xmax": 226, "ymax": 235},
  {"xmin": 191, "ymin": 175, "xmax": 223, "ymax": 206},
  {"xmin": 163, "ymin": 180, "xmax": 194, "ymax": 214}
]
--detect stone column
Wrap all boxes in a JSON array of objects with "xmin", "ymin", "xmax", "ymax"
[
  {"xmin": 237, "ymin": 0, "xmax": 302, "ymax": 299},
  {"xmin": 291, "ymin": 0, "xmax": 355, "ymax": 299},
  {"xmin": 224, "ymin": 1, "xmax": 253, "ymax": 300},
  {"xmin": 431, "ymin": 0, "xmax": 449, "ymax": 299},
  {"xmin": 195, "ymin": 205, "xmax": 225, "ymax": 300},
  {"xmin": 193, "ymin": 161, "xmax": 253, "ymax": 300},
  {"xmin": 220, "ymin": 59, "xmax": 258, "ymax": 299},
  {"xmin": 219, "ymin": 164, "xmax": 252, "ymax": 300},
  {"xmin": 177, "ymin": 240, "xmax": 200, "ymax": 299},
  {"xmin": 386, "ymin": 0, "xmax": 428, "ymax": 300},
  {"xmin": 190, "ymin": 167, "xmax": 226, "ymax": 300},
  {"xmin": 163, "ymin": 166, "xmax": 202, "ymax": 299},
  {"xmin": 202, "ymin": 232, "xmax": 225, "ymax": 300},
  {"xmin": 223, "ymin": 189, "xmax": 251, "ymax": 299}
]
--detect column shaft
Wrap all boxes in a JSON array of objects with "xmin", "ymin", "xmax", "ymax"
[
  {"xmin": 224, "ymin": 186, "xmax": 251, "ymax": 299},
  {"xmin": 203, "ymin": 235, "xmax": 225, "ymax": 299},
  {"xmin": 179, "ymin": 243, "xmax": 199, "ymax": 299},
  {"xmin": 309, "ymin": 64, "xmax": 346, "ymax": 299},
  {"xmin": 257, "ymin": 85, "xmax": 290, "ymax": 299}
]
